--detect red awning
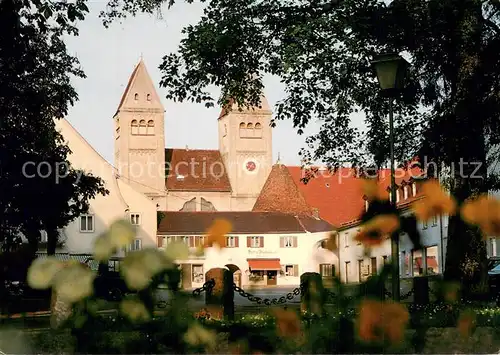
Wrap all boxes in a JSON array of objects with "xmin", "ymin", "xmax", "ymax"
[{"xmin": 247, "ymin": 258, "xmax": 281, "ymax": 271}]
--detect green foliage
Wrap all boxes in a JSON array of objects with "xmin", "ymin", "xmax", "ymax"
[{"xmin": 0, "ymin": 0, "xmax": 108, "ymax": 253}]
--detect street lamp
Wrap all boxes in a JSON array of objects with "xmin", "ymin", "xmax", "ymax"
[{"xmin": 371, "ymin": 53, "xmax": 409, "ymax": 302}]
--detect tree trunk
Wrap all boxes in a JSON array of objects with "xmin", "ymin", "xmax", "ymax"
[{"xmin": 46, "ymin": 227, "xmax": 59, "ymax": 256}]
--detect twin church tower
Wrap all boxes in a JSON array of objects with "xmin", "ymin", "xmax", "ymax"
[{"xmin": 113, "ymin": 59, "xmax": 273, "ymax": 212}]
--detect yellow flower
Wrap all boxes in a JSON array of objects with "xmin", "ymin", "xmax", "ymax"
[
  {"xmin": 120, "ymin": 299, "xmax": 150, "ymax": 322},
  {"xmin": 164, "ymin": 241, "xmax": 190, "ymax": 261},
  {"xmin": 457, "ymin": 309, "xmax": 476, "ymax": 337},
  {"xmin": 93, "ymin": 233, "xmax": 114, "ymax": 262},
  {"xmin": 27, "ymin": 257, "xmax": 64, "ymax": 289},
  {"xmin": 362, "ymin": 179, "xmax": 388, "ymax": 202},
  {"xmin": 108, "ymin": 219, "xmax": 136, "ymax": 248},
  {"xmin": 354, "ymin": 215, "xmax": 400, "ymax": 247},
  {"xmin": 461, "ymin": 194, "xmax": 500, "ymax": 237},
  {"xmin": 357, "ymin": 299, "xmax": 409, "ymax": 344},
  {"xmin": 184, "ymin": 323, "xmax": 217, "ymax": 349},
  {"xmin": 204, "ymin": 219, "xmax": 232, "ymax": 249},
  {"xmin": 52, "ymin": 263, "xmax": 95, "ymax": 303},
  {"xmin": 412, "ymin": 181, "xmax": 456, "ymax": 221},
  {"xmin": 323, "ymin": 231, "xmax": 338, "ymax": 251},
  {"xmin": 272, "ymin": 308, "xmax": 301, "ymax": 338}
]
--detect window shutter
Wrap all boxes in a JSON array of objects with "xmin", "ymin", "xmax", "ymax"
[
  {"xmin": 225, "ymin": 236, "xmax": 229, "ymax": 247},
  {"xmin": 189, "ymin": 236, "xmax": 194, "ymax": 247},
  {"xmin": 279, "ymin": 237, "xmax": 284, "ymax": 248},
  {"xmin": 293, "ymin": 236, "xmax": 298, "ymax": 248},
  {"xmin": 294, "ymin": 265, "xmax": 299, "ymax": 277},
  {"xmin": 247, "ymin": 237, "xmax": 251, "ymax": 247},
  {"xmin": 235, "ymin": 236, "xmax": 239, "ymax": 247},
  {"xmin": 260, "ymin": 236, "xmax": 264, "ymax": 248}
]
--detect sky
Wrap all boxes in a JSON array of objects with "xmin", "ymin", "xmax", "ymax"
[{"xmin": 63, "ymin": 1, "xmax": 325, "ymax": 166}]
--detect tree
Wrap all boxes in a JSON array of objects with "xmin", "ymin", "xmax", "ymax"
[
  {"xmin": 101, "ymin": 0, "xmax": 500, "ymax": 296},
  {"xmin": 0, "ymin": 0, "xmax": 108, "ymax": 256}
]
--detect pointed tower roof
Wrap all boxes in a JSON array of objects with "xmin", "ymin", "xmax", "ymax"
[
  {"xmin": 114, "ymin": 59, "xmax": 164, "ymax": 117},
  {"xmin": 218, "ymin": 94, "xmax": 271, "ymax": 119},
  {"xmin": 253, "ymin": 163, "xmax": 313, "ymax": 216}
]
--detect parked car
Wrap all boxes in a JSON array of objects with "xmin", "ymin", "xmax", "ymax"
[
  {"xmin": 488, "ymin": 257, "xmax": 500, "ymax": 304},
  {"xmin": 84, "ymin": 257, "xmax": 133, "ymax": 302}
]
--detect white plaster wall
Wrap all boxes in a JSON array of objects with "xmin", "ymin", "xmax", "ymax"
[
  {"xmin": 160, "ymin": 231, "xmax": 338, "ymax": 288},
  {"xmin": 55, "ymin": 118, "xmax": 156, "ymax": 254}
]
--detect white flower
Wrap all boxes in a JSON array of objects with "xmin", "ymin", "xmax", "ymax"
[
  {"xmin": 109, "ymin": 219, "xmax": 135, "ymax": 248},
  {"xmin": 93, "ymin": 233, "xmax": 115, "ymax": 262},
  {"xmin": 184, "ymin": 323, "xmax": 217, "ymax": 349},
  {"xmin": 165, "ymin": 241, "xmax": 189, "ymax": 261},
  {"xmin": 120, "ymin": 249, "xmax": 172, "ymax": 290},
  {"xmin": 120, "ymin": 299, "xmax": 150, "ymax": 322},
  {"xmin": 52, "ymin": 264, "xmax": 95, "ymax": 303},
  {"xmin": 27, "ymin": 257, "xmax": 64, "ymax": 289}
]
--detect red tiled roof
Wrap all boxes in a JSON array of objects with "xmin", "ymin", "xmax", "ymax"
[
  {"xmin": 287, "ymin": 166, "xmax": 426, "ymax": 228},
  {"xmin": 165, "ymin": 149, "xmax": 231, "ymax": 192},
  {"xmin": 252, "ymin": 164, "xmax": 313, "ymax": 216},
  {"xmin": 157, "ymin": 211, "xmax": 334, "ymax": 235}
]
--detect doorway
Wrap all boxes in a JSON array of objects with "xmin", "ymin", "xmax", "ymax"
[{"xmin": 267, "ymin": 271, "xmax": 277, "ymax": 285}]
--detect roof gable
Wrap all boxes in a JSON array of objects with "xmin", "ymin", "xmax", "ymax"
[
  {"xmin": 218, "ymin": 95, "xmax": 272, "ymax": 119},
  {"xmin": 114, "ymin": 59, "xmax": 164, "ymax": 116},
  {"xmin": 253, "ymin": 164, "xmax": 313, "ymax": 216},
  {"xmin": 165, "ymin": 148, "xmax": 232, "ymax": 192}
]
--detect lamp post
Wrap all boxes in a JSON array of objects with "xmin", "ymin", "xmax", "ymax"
[{"xmin": 371, "ymin": 53, "xmax": 409, "ymax": 302}]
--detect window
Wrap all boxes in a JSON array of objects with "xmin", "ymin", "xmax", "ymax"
[
  {"xmin": 285, "ymin": 264, "xmax": 298, "ymax": 276},
  {"xmin": 345, "ymin": 261, "xmax": 351, "ymax": 283},
  {"xmin": 280, "ymin": 236, "xmax": 297, "ymax": 248},
  {"xmin": 320, "ymin": 264, "xmax": 334, "ymax": 277},
  {"xmin": 344, "ymin": 233, "xmax": 349, "ymax": 247},
  {"xmin": 404, "ymin": 186, "xmax": 408, "ymax": 199},
  {"xmin": 147, "ymin": 94, "xmax": 151, "ymax": 101},
  {"xmin": 383, "ymin": 255, "xmax": 388, "ymax": 264},
  {"xmin": 412, "ymin": 183, "xmax": 417, "ymax": 196},
  {"xmin": 130, "ymin": 213, "xmax": 141, "ymax": 225},
  {"xmin": 131, "ymin": 120, "xmax": 139, "ymax": 135},
  {"xmin": 490, "ymin": 237, "xmax": 498, "ymax": 257},
  {"xmin": 139, "ymin": 120, "xmax": 147, "ymax": 135},
  {"xmin": 423, "ymin": 220, "xmax": 428, "ymax": 229},
  {"xmin": 194, "ymin": 236, "xmax": 206, "ymax": 248},
  {"xmin": 396, "ymin": 190, "xmax": 400, "ymax": 203},
  {"xmin": 371, "ymin": 257, "xmax": 377, "ymax": 275},
  {"xmin": 192, "ymin": 264, "xmax": 204, "ymax": 283},
  {"xmin": 162, "ymin": 236, "xmax": 174, "ymax": 247},
  {"xmin": 425, "ymin": 246, "xmax": 440, "ymax": 274},
  {"xmin": 365, "ymin": 200, "xmax": 369, "ymax": 211},
  {"xmin": 180, "ymin": 198, "xmax": 197, "ymax": 212},
  {"xmin": 239, "ymin": 122, "xmax": 246, "ymax": 137},
  {"xmin": 130, "ymin": 238, "xmax": 142, "ymax": 251},
  {"xmin": 134, "ymin": 93, "xmax": 139, "ymax": 100},
  {"xmin": 226, "ymin": 236, "xmax": 238, "ymax": 248},
  {"xmin": 247, "ymin": 236, "xmax": 263, "ymax": 248},
  {"xmin": 401, "ymin": 251, "xmax": 410, "ymax": 276},
  {"xmin": 146, "ymin": 120, "xmax": 154, "ymax": 135},
  {"xmin": 254, "ymin": 122, "xmax": 262, "ymax": 137},
  {"xmin": 412, "ymin": 249, "xmax": 423, "ymax": 276},
  {"xmin": 80, "ymin": 214, "xmax": 94, "ymax": 232},
  {"xmin": 201, "ymin": 197, "xmax": 217, "ymax": 211},
  {"xmin": 431, "ymin": 214, "xmax": 438, "ymax": 226},
  {"xmin": 358, "ymin": 260, "xmax": 365, "ymax": 282}
]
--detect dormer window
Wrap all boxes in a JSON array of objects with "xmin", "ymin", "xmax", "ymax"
[
  {"xmin": 404, "ymin": 186, "xmax": 408, "ymax": 200},
  {"xmin": 412, "ymin": 183, "xmax": 417, "ymax": 196},
  {"xmin": 396, "ymin": 190, "xmax": 400, "ymax": 203},
  {"xmin": 147, "ymin": 94, "xmax": 151, "ymax": 101},
  {"xmin": 134, "ymin": 93, "xmax": 139, "ymax": 100},
  {"xmin": 365, "ymin": 200, "xmax": 369, "ymax": 211}
]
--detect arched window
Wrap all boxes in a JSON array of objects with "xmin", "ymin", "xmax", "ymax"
[
  {"xmin": 139, "ymin": 120, "xmax": 147, "ymax": 135},
  {"xmin": 201, "ymin": 197, "xmax": 217, "ymax": 211},
  {"xmin": 412, "ymin": 183, "xmax": 417, "ymax": 196},
  {"xmin": 247, "ymin": 123, "xmax": 254, "ymax": 137},
  {"xmin": 180, "ymin": 198, "xmax": 197, "ymax": 212},
  {"xmin": 254, "ymin": 122, "xmax": 262, "ymax": 138},
  {"xmin": 131, "ymin": 120, "xmax": 139, "ymax": 135},
  {"xmin": 147, "ymin": 94, "xmax": 151, "ymax": 101},
  {"xmin": 239, "ymin": 122, "xmax": 246, "ymax": 137},
  {"xmin": 147, "ymin": 120, "xmax": 154, "ymax": 135},
  {"xmin": 134, "ymin": 93, "xmax": 139, "ymax": 100}
]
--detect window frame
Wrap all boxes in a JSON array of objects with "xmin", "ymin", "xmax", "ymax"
[
  {"xmin": 250, "ymin": 236, "xmax": 261, "ymax": 248},
  {"xmin": 226, "ymin": 236, "xmax": 237, "ymax": 248},
  {"xmin": 79, "ymin": 214, "xmax": 95, "ymax": 233},
  {"xmin": 129, "ymin": 213, "xmax": 141, "ymax": 226}
]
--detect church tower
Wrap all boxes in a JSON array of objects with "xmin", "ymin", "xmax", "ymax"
[
  {"xmin": 113, "ymin": 59, "xmax": 166, "ymax": 205},
  {"xmin": 218, "ymin": 95, "xmax": 273, "ymax": 211}
]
